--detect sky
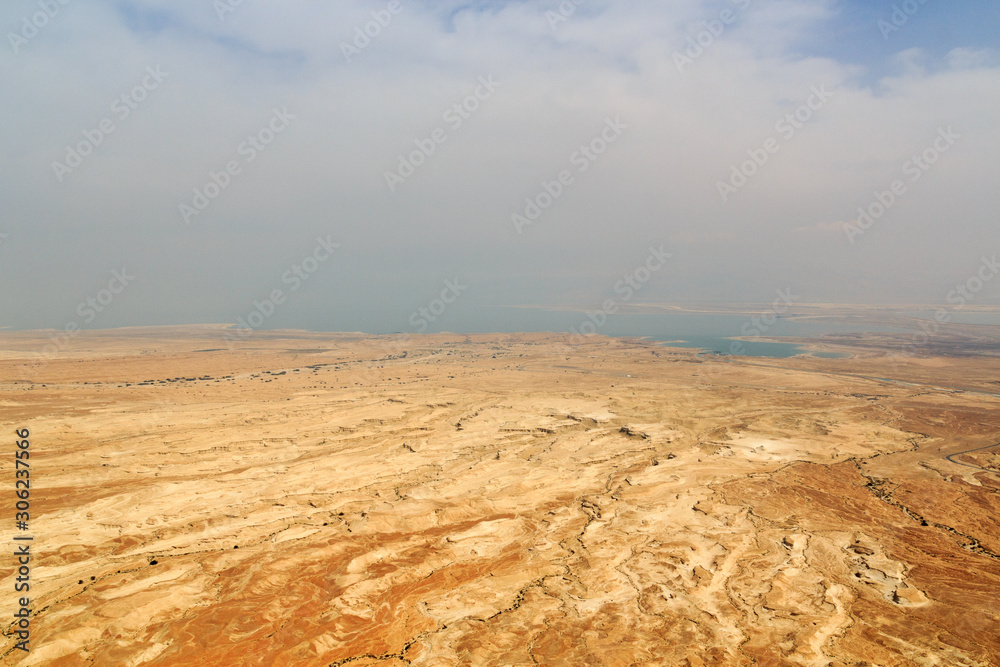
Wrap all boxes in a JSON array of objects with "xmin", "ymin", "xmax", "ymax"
[{"xmin": 1, "ymin": 0, "xmax": 999, "ymax": 334}]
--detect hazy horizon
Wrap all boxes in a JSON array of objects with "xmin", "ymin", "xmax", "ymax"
[{"xmin": 2, "ymin": 0, "xmax": 999, "ymax": 335}]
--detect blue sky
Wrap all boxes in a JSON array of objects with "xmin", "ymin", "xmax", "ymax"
[
  {"xmin": 1, "ymin": 0, "xmax": 999, "ymax": 332},
  {"xmin": 804, "ymin": 1, "xmax": 1000, "ymax": 79}
]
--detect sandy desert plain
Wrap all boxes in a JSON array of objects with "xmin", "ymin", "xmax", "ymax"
[{"xmin": 0, "ymin": 324, "xmax": 999, "ymax": 666}]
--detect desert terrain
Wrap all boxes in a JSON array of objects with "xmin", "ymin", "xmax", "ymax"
[{"xmin": 0, "ymin": 327, "xmax": 998, "ymax": 666}]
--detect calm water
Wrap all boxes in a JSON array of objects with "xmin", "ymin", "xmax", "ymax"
[
  {"xmin": 656, "ymin": 336, "xmax": 846, "ymax": 359},
  {"xmin": 350, "ymin": 307, "xmax": 903, "ymax": 359}
]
